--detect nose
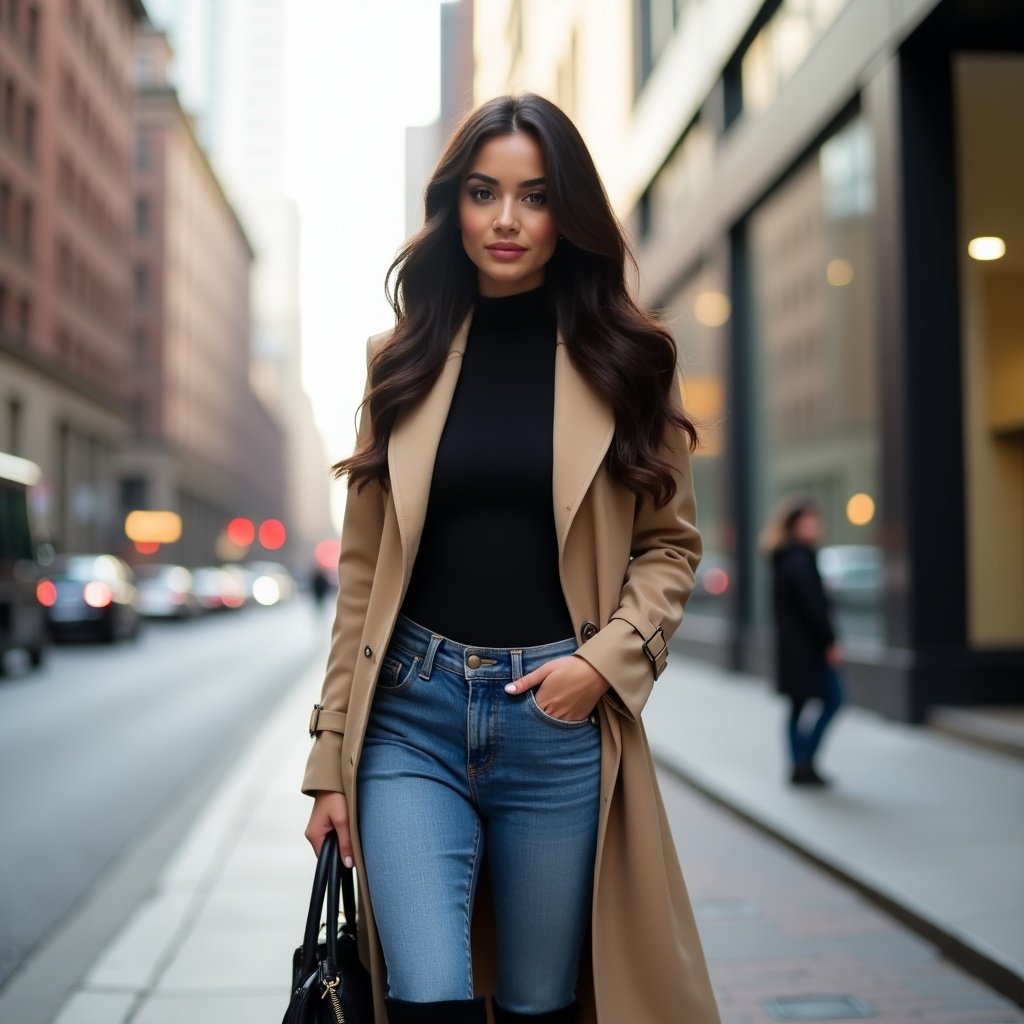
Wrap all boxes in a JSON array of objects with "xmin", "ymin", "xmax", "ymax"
[{"xmin": 493, "ymin": 196, "xmax": 518, "ymax": 231}]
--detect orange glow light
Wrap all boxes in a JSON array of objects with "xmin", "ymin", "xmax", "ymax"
[
  {"xmin": 36, "ymin": 579, "xmax": 57, "ymax": 607},
  {"xmin": 259, "ymin": 518, "xmax": 287, "ymax": 550},
  {"xmin": 227, "ymin": 517, "xmax": 256, "ymax": 547}
]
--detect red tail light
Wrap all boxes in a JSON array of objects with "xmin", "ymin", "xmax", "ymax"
[{"xmin": 36, "ymin": 579, "xmax": 57, "ymax": 607}]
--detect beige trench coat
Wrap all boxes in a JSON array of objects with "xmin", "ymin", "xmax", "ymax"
[{"xmin": 303, "ymin": 314, "xmax": 721, "ymax": 1024}]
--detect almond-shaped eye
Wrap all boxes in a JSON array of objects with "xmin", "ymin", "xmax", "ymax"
[
  {"xmin": 523, "ymin": 192, "xmax": 548, "ymax": 206},
  {"xmin": 469, "ymin": 187, "xmax": 494, "ymax": 202}
]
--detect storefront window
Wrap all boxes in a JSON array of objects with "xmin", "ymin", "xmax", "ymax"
[
  {"xmin": 748, "ymin": 115, "xmax": 883, "ymax": 642},
  {"xmin": 665, "ymin": 262, "xmax": 731, "ymax": 627}
]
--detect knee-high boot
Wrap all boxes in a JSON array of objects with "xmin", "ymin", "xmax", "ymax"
[
  {"xmin": 384, "ymin": 995, "xmax": 487, "ymax": 1023},
  {"xmin": 492, "ymin": 999, "xmax": 580, "ymax": 1023}
]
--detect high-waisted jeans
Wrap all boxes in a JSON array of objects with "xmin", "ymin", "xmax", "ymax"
[{"xmin": 356, "ymin": 613, "xmax": 602, "ymax": 1012}]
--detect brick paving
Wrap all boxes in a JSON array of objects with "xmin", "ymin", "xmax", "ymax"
[{"xmin": 659, "ymin": 769, "xmax": 1024, "ymax": 1024}]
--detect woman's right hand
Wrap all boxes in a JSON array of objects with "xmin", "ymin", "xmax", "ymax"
[{"xmin": 305, "ymin": 790, "xmax": 354, "ymax": 867}]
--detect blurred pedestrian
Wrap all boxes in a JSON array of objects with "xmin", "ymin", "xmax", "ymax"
[
  {"xmin": 310, "ymin": 565, "xmax": 330, "ymax": 607},
  {"xmin": 761, "ymin": 496, "xmax": 844, "ymax": 786},
  {"xmin": 302, "ymin": 95, "xmax": 718, "ymax": 1024}
]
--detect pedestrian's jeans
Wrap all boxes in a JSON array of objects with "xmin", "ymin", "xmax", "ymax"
[
  {"xmin": 356, "ymin": 612, "xmax": 602, "ymax": 1013},
  {"xmin": 788, "ymin": 664, "xmax": 844, "ymax": 766}
]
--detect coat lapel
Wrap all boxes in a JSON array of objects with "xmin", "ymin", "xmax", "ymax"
[
  {"xmin": 552, "ymin": 334, "xmax": 616, "ymax": 556},
  {"xmin": 387, "ymin": 317, "xmax": 616, "ymax": 587},
  {"xmin": 387, "ymin": 314, "xmax": 470, "ymax": 588}
]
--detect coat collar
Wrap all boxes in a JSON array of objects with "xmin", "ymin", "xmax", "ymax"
[{"xmin": 387, "ymin": 310, "xmax": 615, "ymax": 587}]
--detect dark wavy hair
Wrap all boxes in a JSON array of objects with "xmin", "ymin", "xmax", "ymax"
[{"xmin": 334, "ymin": 93, "xmax": 698, "ymax": 507}]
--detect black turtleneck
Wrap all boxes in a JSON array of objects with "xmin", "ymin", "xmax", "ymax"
[{"xmin": 399, "ymin": 285, "xmax": 575, "ymax": 647}]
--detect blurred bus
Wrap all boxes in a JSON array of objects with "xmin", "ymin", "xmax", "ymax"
[{"xmin": 0, "ymin": 452, "xmax": 48, "ymax": 674}]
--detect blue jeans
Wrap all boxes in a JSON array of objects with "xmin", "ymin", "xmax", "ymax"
[
  {"xmin": 356, "ymin": 613, "xmax": 602, "ymax": 1012},
  {"xmin": 788, "ymin": 665, "xmax": 844, "ymax": 766}
]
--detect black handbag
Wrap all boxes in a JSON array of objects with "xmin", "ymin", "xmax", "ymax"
[{"xmin": 282, "ymin": 831, "xmax": 374, "ymax": 1023}]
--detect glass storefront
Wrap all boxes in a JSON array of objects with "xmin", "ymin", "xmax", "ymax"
[
  {"xmin": 747, "ymin": 115, "xmax": 883, "ymax": 642},
  {"xmin": 665, "ymin": 262, "xmax": 731, "ymax": 631}
]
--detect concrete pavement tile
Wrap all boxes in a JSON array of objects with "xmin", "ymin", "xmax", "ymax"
[
  {"xmin": 84, "ymin": 890, "xmax": 192, "ymax": 990},
  {"xmin": 50, "ymin": 990, "xmax": 134, "ymax": 1024},
  {"xmin": 132, "ymin": 992, "xmax": 286, "ymax": 1024},
  {"xmin": 154, "ymin": 915, "xmax": 293, "ymax": 992}
]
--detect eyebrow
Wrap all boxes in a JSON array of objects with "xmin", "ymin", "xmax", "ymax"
[{"xmin": 466, "ymin": 172, "xmax": 547, "ymax": 188}]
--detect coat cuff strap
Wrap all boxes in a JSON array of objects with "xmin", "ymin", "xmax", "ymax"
[
  {"xmin": 309, "ymin": 704, "xmax": 347, "ymax": 737},
  {"xmin": 609, "ymin": 608, "xmax": 668, "ymax": 679}
]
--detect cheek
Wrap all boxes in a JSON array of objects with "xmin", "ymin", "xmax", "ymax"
[
  {"xmin": 458, "ymin": 201, "xmax": 488, "ymax": 241},
  {"xmin": 530, "ymin": 211, "xmax": 558, "ymax": 250}
]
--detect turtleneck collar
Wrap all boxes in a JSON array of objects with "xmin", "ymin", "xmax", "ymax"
[{"xmin": 472, "ymin": 285, "xmax": 555, "ymax": 330}]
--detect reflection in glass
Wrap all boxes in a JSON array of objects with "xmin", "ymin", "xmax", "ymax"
[{"xmin": 748, "ymin": 115, "xmax": 882, "ymax": 641}]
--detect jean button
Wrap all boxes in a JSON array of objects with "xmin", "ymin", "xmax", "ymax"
[{"xmin": 466, "ymin": 654, "xmax": 482, "ymax": 669}]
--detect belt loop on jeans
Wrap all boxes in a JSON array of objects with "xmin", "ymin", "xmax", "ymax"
[
  {"xmin": 510, "ymin": 649, "xmax": 523, "ymax": 681},
  {"xmin": 419, "ymin": 633, "xmax": 442, "ymax": 680}
]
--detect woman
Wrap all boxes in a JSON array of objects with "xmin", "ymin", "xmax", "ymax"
[
  {"xmin": 303, "ymin": 94, "xmax": 719, "ymax": 1024},
  {"xmin": 761, "ymin": 497, "xmax": 844, "ymax": 786}
]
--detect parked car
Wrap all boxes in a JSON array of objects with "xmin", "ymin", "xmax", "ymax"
[
  {"xmin": 818, "ymin": 544, "xmax": 883, "ymax": 608},
  {"xmin": 135, "ymin": 564, "xmax": 200, "ymax": 619},
  {"xmin": 0, "ymin": 452, "xmax": 49, "ymax": 673},
  {"xmin": 191, "ymin": 566, "xmax": 247, "ymax": 611},
  {"xmin": 46, "ymin": 554, "xmax": 141, "ymax": 642}
]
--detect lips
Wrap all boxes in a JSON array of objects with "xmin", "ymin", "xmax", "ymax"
[{"xmin": 486, "ymin": 243, "xmax": 526, "ymax": 252}]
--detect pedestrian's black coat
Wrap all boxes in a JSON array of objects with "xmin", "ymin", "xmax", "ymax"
[{"xmin": 770, "ymin": 542, "xmax": 835, "ymax": 700}]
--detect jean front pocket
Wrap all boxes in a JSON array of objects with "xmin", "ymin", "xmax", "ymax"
[
  {"xmin": 526, "ymin": 691, "xmax": 594, "ymax": 729},
  {"xmin": 376, "ymin": 647, "xmax": 423, "ymax": 693}
]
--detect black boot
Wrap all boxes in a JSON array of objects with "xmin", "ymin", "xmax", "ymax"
[
  {"xmin": 385, "ymin": 995, "xmax": 487, "ymax": 1023},
  {"xmin": 791, "ymin": 761, "xmax": 830, "ymax": 786},
  {"xmin": 492, "ymin": 998, "xmax": 580, "ymax": 1023}
]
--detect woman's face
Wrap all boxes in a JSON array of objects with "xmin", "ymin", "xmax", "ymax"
[
  {"xmin": 792, "ymin": 509, "xmax": 824, "ymax": 546},
  {"xmin": 458, "ymin": 131, "xmax": 559, "ymax": 298}
]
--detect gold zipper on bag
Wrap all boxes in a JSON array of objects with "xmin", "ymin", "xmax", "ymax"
[{"xmin": 321, "ymin": 976, "xmax": 346, "ymax": 1024}]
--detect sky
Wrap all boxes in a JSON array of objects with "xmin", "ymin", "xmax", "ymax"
[{"xmin": 285, "ymin": 1, "xmax": 448, "ymax": 462}]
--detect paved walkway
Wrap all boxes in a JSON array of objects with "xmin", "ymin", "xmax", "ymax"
[{"xmin": 32, "ymin": 653, "xmax": 1024, "ymax": 1023}]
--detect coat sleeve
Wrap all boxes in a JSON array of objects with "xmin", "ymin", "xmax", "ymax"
[
  {"xmin": 302, "ymin": 337, "xmax": 386, "ymax": 796},
  {"xmin": 572, "ymin": 372, "xmax": 702, "ymax": 722}
]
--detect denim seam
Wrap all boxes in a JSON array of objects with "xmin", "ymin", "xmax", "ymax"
[{"xmin": 462, "ymin": 815, "xmax": 481, "ymax": 997}]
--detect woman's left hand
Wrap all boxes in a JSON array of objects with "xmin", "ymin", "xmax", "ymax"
[{"xmin": 505, "ymin": 655, "xmax": 611, "ymax": 722}]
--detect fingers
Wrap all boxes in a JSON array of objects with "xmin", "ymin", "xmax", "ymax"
[
  {"xmin": 304, "ymin": 791, "xmax": 354, "ymax": 867},
  {"xmin": 504, "ymin": 659, "xmax": 554, "ymax": 695}
]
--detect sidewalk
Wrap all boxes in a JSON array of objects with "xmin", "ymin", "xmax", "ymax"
[
  {"xmin": 48, "ymin": 655, "xmax": 1024, "ymax": 1023},
  {"xmin": 644, "ymin": 654, "xmax": 1024, "ymax": 1003}
]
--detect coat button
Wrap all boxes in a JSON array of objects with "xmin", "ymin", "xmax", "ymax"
[
  {"xmin": 580, "ymin": 621, "xmax": 598, "ymax": 641},
  {"xmin": 466, "ymin": 654, "xmax": 482, "ymax": 669},
  {"xmin": 364, "ymin": 645, "xmax": 372, "ymax": 658}
]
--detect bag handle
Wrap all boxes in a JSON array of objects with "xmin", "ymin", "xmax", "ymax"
[{"xmin": 298, "ymin": 832, "xmax": 359, "ymax": 979}]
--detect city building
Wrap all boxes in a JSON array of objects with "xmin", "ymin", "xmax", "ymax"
[
  {"xmin": 123, "ymin": 25, "xmax": 285, "ymax": 566},
  {"xmin": 471, "ymin": 0, "xmax": 1023, "ymax": 721},
  {"xmin": 0, "ymin": 0, "xmax": 145, "ymax": 552},
  {"xmin": 144, "ymin": 0, "xmax": 333, "ymax": 571},
  {"xmin": 404, "ymin": 0, "xmax": 475, "ymax": 238}
]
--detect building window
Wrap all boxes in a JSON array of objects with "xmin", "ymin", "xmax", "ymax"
[
  {"xmin": 635, "ymin": 0, "xmax": 684, "ymax": 94},
  {"xmin": 0, "ymin": 179, "xmax": 11, "ymax": 241},
  {"xmin": 133, "ymin": 264, "xmax": 148, "ymax": 306},
  {"xmin": 23, "ymin": 100, "xmax": 35, "ymax": 158},
  {"xmin": 134, "ymin": 196, "xmax": 149, "ymax": 236},
  {"xmin": 132, "ymin": 325, "xmax": 147, "ymax": 370},
  {"xmin": 19, "ymin": 197, "xmax": 31, "ymax": 258},
  {"xmin": 8, "ymin": 0, "xmax": 19, "ymax": 36},
  {"xmin": 27, "ymin": 3, "xmax": 40, "ymax": 59},
  {"xmin": 0, "ymin": 278, "xmax": 7, "ymax": 333},
  {"xmin": 740, "ymin": 0, "xmax": 849, "ymax": 116},
  {"xmin": 16, "ymin": 292, "xmax": 30, "ymax": 341},
  {"xmin": 4, "ymin": 78, "xmax": 15, "ymax": 138},
  {"xmin": 747, "ymin": 115, "xmax": 881, "ymax": 641},
  {"xmin": 57, "ymin": 240, "xmax": 71, "ymax": 287},
  {"xmin": 7, "ymin": 397, "xmax": 22, "ymax": 455},
  {"xmin": 135, "ymin": 130, "xmax": 150, "ymax": 171}
]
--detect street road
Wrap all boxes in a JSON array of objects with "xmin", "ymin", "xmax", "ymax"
[{"xmin": 0, "ymin": 597, "xmax": 330, "ymax": 989}]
